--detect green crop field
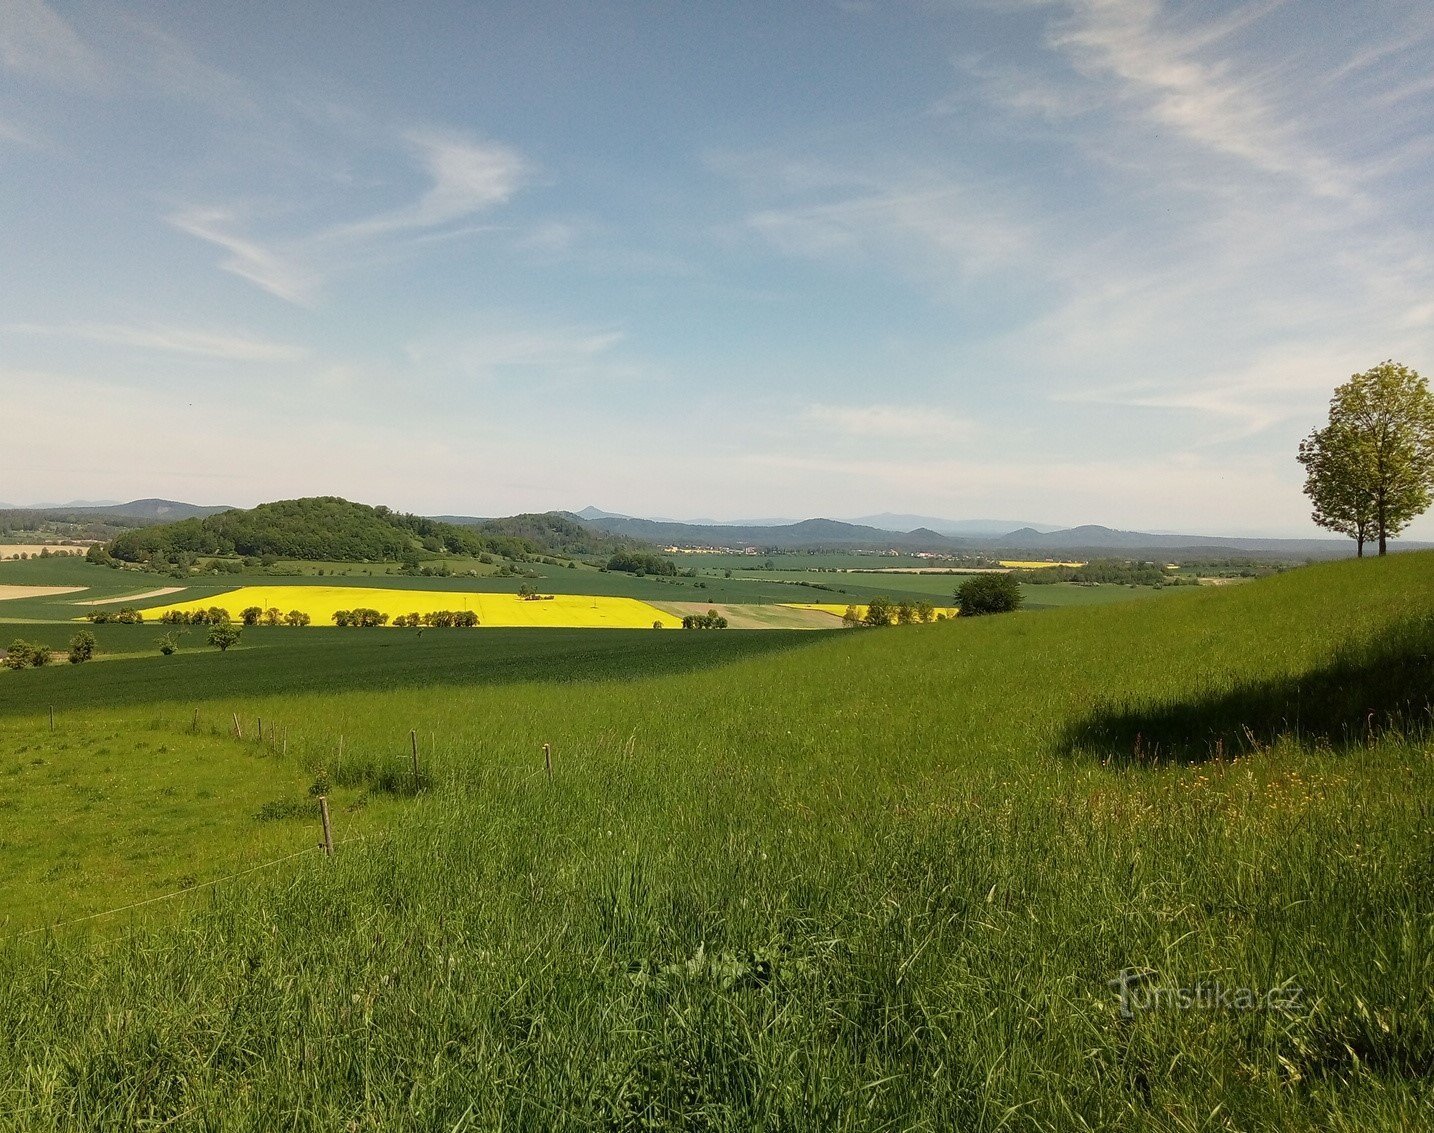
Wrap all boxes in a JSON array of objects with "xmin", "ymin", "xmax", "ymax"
[
  {"xmin": 0, "ymin": 553, "xmax": 1430, "ymax": 1129},
  {"xmin": 1, "ymin": 552, "xmax": 1177, "ymax": 624}
]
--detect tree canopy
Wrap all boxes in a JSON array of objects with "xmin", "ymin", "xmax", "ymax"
[
  {"xmin": 101, "ymin": 497, "xmax": 642, "ymax": 565},
  {"xmin": 1299, "ymin": 361, "xmax": 1434, "ymax": 556},
  {"xmin": 957, "ymin": 573, "xmax": 1024, "ymax": 617}
]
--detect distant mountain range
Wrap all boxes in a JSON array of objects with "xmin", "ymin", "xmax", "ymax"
[
  {"xmin": 1, "ymin": 499, "xmax": 235, "ymax": 522},
  {"xmin": 571, "ymin": 511, "xmax": 1405, "ymax": 559},
  {"xmin": 10, "ymin": 495, "xmax": 1427, "ymax": 560},
  {"xmin": 576, "ymin": 506, "xmax": 1060, "ymax": 535}
]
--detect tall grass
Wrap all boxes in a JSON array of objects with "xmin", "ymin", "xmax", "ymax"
[{"xmin": 0, "ymin": 554, "xmax": 1430, "ymax": 1130}]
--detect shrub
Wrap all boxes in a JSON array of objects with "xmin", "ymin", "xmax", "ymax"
[
  {"xmin": 863, "ymin": 597, "xmax": 894, "ymax": 627},
  {"xmin": 3, "ymin": 640, "xmax": 35, "ymax": 670},
  {"xmin": 67, "ymin": 632, "xmax": 96, "ymax": 664},
  {"xmin": 957, "ymin": 572, "xmax": 1024, "ymax": 617}
]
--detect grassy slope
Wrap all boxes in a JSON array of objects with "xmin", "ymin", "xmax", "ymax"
[{"xmin": 0, "ymin": 554, "xmax": 1430, "ymax": 1129}]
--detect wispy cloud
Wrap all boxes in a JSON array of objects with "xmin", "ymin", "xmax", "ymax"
[
  {"xmin": 405, "ymin": 320, "xmax": 632, "ymax": 384},
  {"xmin": 169, "ymin": 131, "xmax": 532, "ymax": 302},
  {"xmin": 801, "ymin": 403, "xmax": 975, "ymax": 443},
  {"xmin": 3, "ymin": 322, "xmax": 307, "ymax": 362},
  {"xmin": 715, "ymin": 150, "xmax": 1032, "ymax": 291},
  {"xmin": 1046, "ymin": 0, "xmax": 1353, "ymax": 199},
  {"xmin": 0, "ymin": 0, "xmax": 104, "ymax": 87}
]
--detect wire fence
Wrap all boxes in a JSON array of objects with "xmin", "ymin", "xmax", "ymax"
[{"xmin": 8, "ymin": 836, "xmax": 369, "ymax": 941}]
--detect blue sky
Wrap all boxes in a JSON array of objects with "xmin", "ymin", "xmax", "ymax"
[{"xmin": 2, "ymin": 0, "xmax": 1431, "ymax": 537}]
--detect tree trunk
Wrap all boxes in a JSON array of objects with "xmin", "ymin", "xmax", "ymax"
[{"xmin": 1356, "ymin": 535, "xmax": 1364, "ymax": 558}]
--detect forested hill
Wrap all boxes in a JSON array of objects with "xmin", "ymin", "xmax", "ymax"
[{"xmin": 101, "ymin": 498, "xmax": 642, "ymax": 564}]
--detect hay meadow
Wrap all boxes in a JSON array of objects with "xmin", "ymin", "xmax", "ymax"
[{"xmin": 0, "ymin": 552, "xmax": 1430, "ymax": 1130}]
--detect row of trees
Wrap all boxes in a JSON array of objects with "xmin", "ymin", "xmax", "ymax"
[
  {"xmin": 681, "ymin": 610, "xmax": 728, "ymax": 629},
  {"xmin": 2, "ymin": 632, "xmax": 96, "ymax": 669},
  {"xmin": 85, "ymin": 607, "xmax": 145, "ymax": 624},
  {"xmin": 840, "ymin": 574, "xmax": 1023, "ymax": 627},
  {"xmin": 1299, "ymin": 361, "xmax": 1434, "ymax": 555},
  {"xmin": 334, "ymin": 609, "xmax": 483, "ymax": 627},
  {"xmin": 607, "ymin": 552, "xmax": 678, "ymax": 576},
  {"xmin": 840, "ymin": 597, "xmax": 942, "ymax": 627}
]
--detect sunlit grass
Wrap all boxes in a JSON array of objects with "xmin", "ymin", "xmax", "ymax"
[{"xmin": 1, "ymin": 553, "xmax": 1431, "ymax": 1128}]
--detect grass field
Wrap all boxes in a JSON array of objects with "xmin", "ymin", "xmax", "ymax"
[
  {"xmin": 1, "ymin": 554, "xmax": 1180, "ymax": 624},
  {"xmin": 0, "ymin": 555, "xmax": 1430, "ymax": 1128}
]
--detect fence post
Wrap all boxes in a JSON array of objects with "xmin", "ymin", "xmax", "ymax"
[
  {"xmin": 410, "ymin": 729, "xmax": 421, "ymax": 792},
  {"xmin": 49, "ymin": 705, "xmax": 54, "ymax": 733},
  {"xmin": 318, "ymin": 795, "xmax": 334, "ymax": 856},
  {"xmin": 233, "ymin": 713, "xmax": 243, "ymax": 740},
  {"xmin": 543, "ymin": 742, "xmax": 552, "ymax": 782}
]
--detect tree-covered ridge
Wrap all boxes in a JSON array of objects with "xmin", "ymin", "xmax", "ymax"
[{"xmin": 102, "ymin": 497, "xmax": 619, "ymax": 564}]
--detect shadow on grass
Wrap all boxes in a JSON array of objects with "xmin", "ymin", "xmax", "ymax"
[
  {"xmin": 1060, "ymin": 614, "xmax": 1434, "ymax": 765},
  {"xmin": 0, "ymin": 627, "xmax": 828, "ymax": 717}
]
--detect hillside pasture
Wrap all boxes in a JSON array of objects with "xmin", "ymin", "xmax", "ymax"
[{"xmin": 0, "ymin": 553, "xmax": 1429, "ymax": 1127}]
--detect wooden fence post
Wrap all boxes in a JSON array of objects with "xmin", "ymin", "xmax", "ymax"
[
  {"xmin": 318, "ymin": 795, "xmax": 334, "ymax": 856},
  {"xmin": 49, "ymin": 705, "xmax": 54, "ymax": 733},
  {"xmin": 410, "ymin": 729, "xmax": 421, "ymax": 791},
  {"xmin": 543, "ymin": 742, "xmax": 552, "ymax": 782},
  {"xmin": 233, "ymin": 713, "xmax": 243, "ymax": 740}
]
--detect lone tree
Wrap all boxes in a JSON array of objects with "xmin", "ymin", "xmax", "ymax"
[
  {"xmin": 957, "ymin": 572, "xmax": 1023, "ymax": 617},
  {"xmin": 207, "ymin": 623, "xmax": 242, "ymax": 652},
  {"xmin": 1299, "ymin": 361, "xmax": 1434, "ymax": 556}
]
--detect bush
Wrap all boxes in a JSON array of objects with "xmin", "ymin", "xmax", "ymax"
[
  {"xmin": 3, "ymin": 640, "xmax": 35, "ymax": 670},
  {"xmin": 67, "ymin": 632, "xmax": 96, "ymax": 664},
  {"xmin": 863, "ymin": 597, "xmax": 894, "ymax": 627},
  {"xmin": 957, "ymin": 572, "xmax": 1024, "ymax": 617}
]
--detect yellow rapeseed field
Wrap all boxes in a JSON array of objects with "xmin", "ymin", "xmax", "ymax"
[
  {"xmin": 129, "ymin": 586, "xmax": 683, "ymax": 629},
  {"xmin": 998, "ymin": 560, "xmax": 1084, "ymax": 569},
  {"xmin": 784, "ymin": 602, "xmax": 960, "ymax": 622}
]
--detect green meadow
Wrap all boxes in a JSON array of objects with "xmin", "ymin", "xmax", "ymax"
[{"xmin": 0, "ymin": 553, "xmax": 1429, "ymax": 1129}]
